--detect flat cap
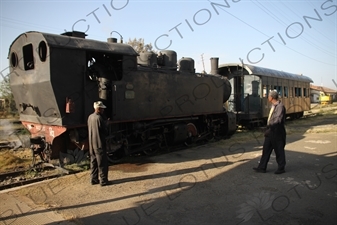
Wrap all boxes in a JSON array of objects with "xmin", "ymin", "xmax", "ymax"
[{"xmin": 93, "ymin": 101, "xmax": 106, "ymax": 109}]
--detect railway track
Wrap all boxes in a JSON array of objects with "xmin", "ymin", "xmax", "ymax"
[
  {"xmin": 0, "ymin": 163, "xmax": 70, "ymax": 191},
  {"xmin": 0, "ymin": 138, "xmax": 212, "ymax": 191}
]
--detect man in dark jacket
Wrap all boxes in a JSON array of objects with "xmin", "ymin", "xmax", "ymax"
[
  {"xmin": 88, "ymin": 101, "xmax": 109, "ymax": 186},
  {"xmin": 253, "ymin": 90, "xmax": 286, "ymax": 174}
]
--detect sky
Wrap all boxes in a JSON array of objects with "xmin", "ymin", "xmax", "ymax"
[{"xmin": 0, "ymin": 0, "xmax": 336, "ymax": 89}]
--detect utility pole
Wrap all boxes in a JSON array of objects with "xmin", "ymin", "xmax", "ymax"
[
  {"xmin": 201, "ymin": 53, "xmax": 206, "ymax": 74},
  {"xmin": 332, "ymin": 79, "xmax": 337, "ymax": 89}
]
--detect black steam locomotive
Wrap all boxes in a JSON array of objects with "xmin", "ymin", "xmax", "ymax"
[{"xmin": 9, "ymin": 31, "xmax": 236, "ymax": 163}]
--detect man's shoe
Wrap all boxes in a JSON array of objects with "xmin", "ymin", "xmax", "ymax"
[
  {"xmin": 274, "ymin": 169, "xmax": 285, "ymax": 174},
  {"xmin": 100, "ymin": 180, "xmax": 111, "ymax": 186},
  {"xmin": 91, "ymin": 180, "xmax": 99, "ymax": 185},
  {"xmin": 253, "ymin": 167, "xmax": 266, "ymax": 173}
]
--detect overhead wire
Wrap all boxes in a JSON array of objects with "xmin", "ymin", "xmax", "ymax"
[
  {"xmin": 279, "ymin": 2, "xmax": 335, "ymax": 45},
  {"xmin": 307, "ymin": 0, "xmax": 336, "ymax": 26},
  {"xmin": 1, "ymin": 16, "xmax": 62, "ymax": 33},
  {"xmin": 252, "ymin": 0, "xmax": 335, "ymax": 58},
  {"xmin": 206, "ymin": 0, "xmax": 335, "ymax": 66}
]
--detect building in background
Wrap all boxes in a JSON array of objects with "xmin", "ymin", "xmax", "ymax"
[{"xmin": 310, "ymin": 84, "xmax": 337, "ymax": 104}]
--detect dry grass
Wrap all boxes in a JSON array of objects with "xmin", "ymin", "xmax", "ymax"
[
  {"xmin": 64, "ymin": 160, "xmax": 90, "ymax": 172},
  {"xmin": 0, "ymin": 150, "xmax": 31, "ymax": 172}
]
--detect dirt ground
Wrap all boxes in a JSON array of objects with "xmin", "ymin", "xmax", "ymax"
[{"xmin": 0, "ymin": 105, "xmax": 336, "ymax": 225}]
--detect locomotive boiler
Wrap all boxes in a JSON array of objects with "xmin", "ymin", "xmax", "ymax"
[{"xmin": 8, "ymin": 31, "xmax": 236, "ymax": 163}]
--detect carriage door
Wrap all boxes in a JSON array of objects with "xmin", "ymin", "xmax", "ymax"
[{"xmin": 233, "ymin": 74, "xmax": 243, "ymax": 112}]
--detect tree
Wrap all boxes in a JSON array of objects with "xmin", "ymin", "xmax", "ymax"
[
  {"xmin": 127, "ymin": 38, "xmax": 156, "ymax": 54},
  {"xmin": 0, "ymin": 77, "xmax": 17, "ymax": 115},
  {"xmin": 0, "ymin": 77, "xmax": 11, "ymax": 98}
]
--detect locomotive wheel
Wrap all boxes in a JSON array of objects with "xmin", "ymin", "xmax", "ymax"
[
  {"xmin": 143, "ymin": 148, "xmax": 159, "ymax": 156},
  {"xmin": 143, "ymin": 142, "xmax": 162, "ymax": 156},
  {"xmin": 206, "ymin": 133, "xmax": 215, "ymax": 142},
  {"xmin": 31, "ymin": 148, "xmax": 50, "ymax": 166},
  {"xmin": 106, "ymin": 137, "xmax": 127, "ymax": 164},
  {"xmin": 31, "ymin": 148, "xmax": 39, "ymax": 166},
  {"xmin": 185, "ymin": 123, "xmax": 198, "ymax": 146},
  {"xmin": 107, "ymin": 154, "xmax": 122, "ymax": 164},
  {"xmin": 107, "ymin": 147, "xmax": 125, "ymax": 164},
  {"xmin": 187, "ymin": 123, "xmax": 198, "ymax": 137},
  {"xmin": 184, "ymin": 138, "xmax": 193, "ymax": 147},
  {"xmin": 30, "ymin": 136, "xmax": 51, "ymax": 167}
]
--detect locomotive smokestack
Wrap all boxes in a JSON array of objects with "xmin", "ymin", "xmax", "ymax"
[
  {"xmin": 109, "ymin": 31, "xmax": 123, "ymax": 43},
  {"xmin": 210, "ymin": 57, "xmax": 219, "ymax": 75}
]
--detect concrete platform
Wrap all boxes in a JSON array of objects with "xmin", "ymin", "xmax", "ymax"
[{"xmin": 0, "ymin": 191, "xmax": 74, "ymax": 225}]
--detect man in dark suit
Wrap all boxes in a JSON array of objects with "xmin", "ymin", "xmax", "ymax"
[
  {"xmin": 88, "ymin": 101, "xmax": 109, "ymax": 186},
  {"xmin": 253, "ymin": 90, "xmax": 286, "ymax": 174}
]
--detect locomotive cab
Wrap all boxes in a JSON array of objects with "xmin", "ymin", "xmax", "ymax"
[{"xmin": 9, "ymin": 31, "xmax": 139, "ymax": 160}]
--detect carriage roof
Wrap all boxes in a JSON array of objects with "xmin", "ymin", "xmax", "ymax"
[{"xmin": 218, "ymin": 63, "xmax": 313, "ymax": 83}]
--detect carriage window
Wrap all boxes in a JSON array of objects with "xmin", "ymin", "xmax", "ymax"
[
  {"xmin": 263, "ymin": 85, "xmax": 267, "ymax": 97},
  {"xmin": 295, "ymin": 87, "xmax": 302, "ymax": 97},
  {"xmin": 273, "ymin": 86, "xmax": 282, "ymax": 97},
  {"xmin": 23, "ymin": 44, "xmax": 35, "ymax": 70},
  {"xmin": 279, "ymin": 86, "xmax": 282, "ymax": 97},
  {"xmin": 266, "ymin": 85, "xmax": 273, "ymax": 97},
  {"xmin": 284, "ymin": 87, "xmax": 288, "ymax": 97},
  {"xmin": 303, "ymin": 88, "xmax": 307, "ymax": 97}
]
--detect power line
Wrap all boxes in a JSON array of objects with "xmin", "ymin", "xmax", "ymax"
[
  {"xmin": 279, "ymin": 2, "xmax": 335, "ymax": 44},
  {"xmin": 251, "ymin": 1, "xmax": 336, "ymax": 59},
  {"xmin": 252, "ymin": 1, "xmax": 335, "ymax": 57},
  {"xmin": 208, "ymin": 0, "xmax": 335, "ymax": 66},
  {"xmin": 1, "ymin": 16, "xmax": 62, "ymax": 32}
]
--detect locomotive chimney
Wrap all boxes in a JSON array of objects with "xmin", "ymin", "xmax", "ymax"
[
  {"xmin": 109, "ymin": 31, "xmax": 124, "ymax": 43},
  {"xmin": 210, "ymin": 57, "xmax": 219, "ymax": 75}
]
